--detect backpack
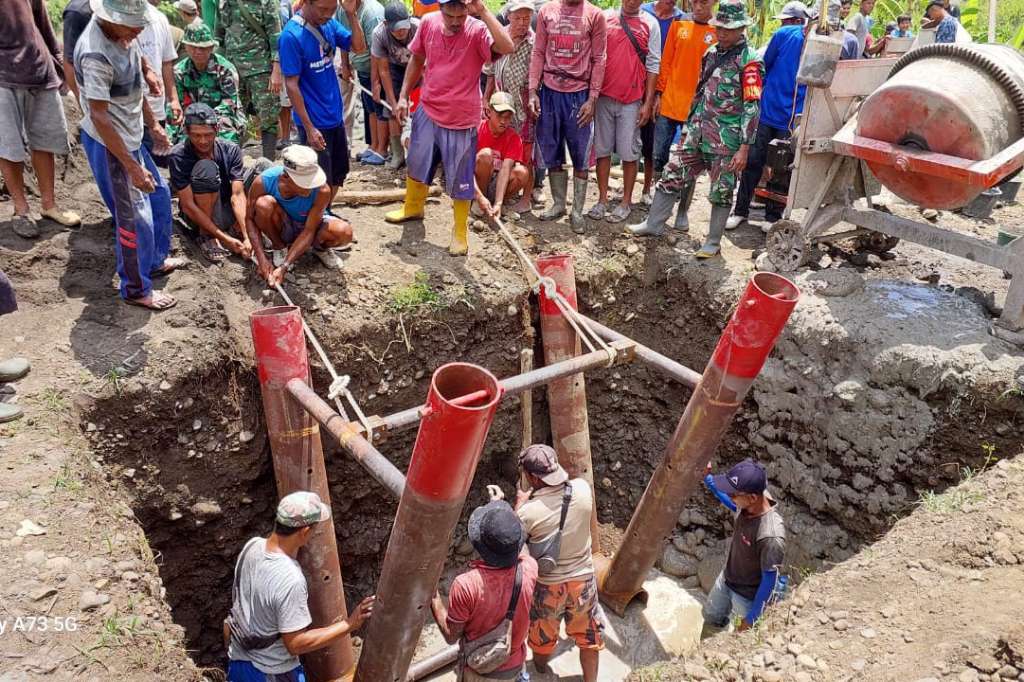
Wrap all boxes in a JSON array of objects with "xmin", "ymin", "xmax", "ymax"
[{"xmin": 458, "ymin": 561, "xmax": 524, "ymax": 677}]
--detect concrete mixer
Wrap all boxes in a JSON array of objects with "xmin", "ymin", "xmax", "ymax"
[{"xmin": 765, "ymin": 41, "xmax": 1024, "ymax": 342}]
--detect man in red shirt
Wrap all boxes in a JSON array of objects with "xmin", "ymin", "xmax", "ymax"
[
  {"xmin": 528, "ymin": 0, "xmax": 607, "ymax": 233},
  {"xmin": 588, "ymin": 0, "xmax": 661, "ymax": 224},
  {"xmin": 385, "ymin": 0, "xmax": 514, "ymax": 256},
  {"xmin": 431, "ymin": 500, "xmax": 538, "ymax": 682},
  {"xmin": 474, "ymin": 91, "xmax": 530, "ymax": 219}
]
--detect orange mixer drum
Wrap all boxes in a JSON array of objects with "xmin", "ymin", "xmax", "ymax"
[{"xmin": 856, "ymin": 44, "xmax": 1024, "ymax": 210}]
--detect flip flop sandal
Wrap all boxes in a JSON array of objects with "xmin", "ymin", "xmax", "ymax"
[
  {"xmin": 606, "ymin": 204, "xmax": 631, "ymax": 224},
  {"xmin": 124, "ymin": 291, "xmax": 177, "ymax": 310},
  {"xmin": 587, "ymin": 203, "xmax": 607, "ymax": 220},
  {"xmin": 200, "ymin": 239, "xmax": 229, "ymax": 263},
  {"xmin": 151, "ymin": 257, "xmax": 189, "ymax": 278},
  {"xmin": 10, "ymin": 214, "xmax": 39, "ymax": 239},
  {"xmin": 40, "ymin": 208, "xmax": 82, "ymax": 228}
]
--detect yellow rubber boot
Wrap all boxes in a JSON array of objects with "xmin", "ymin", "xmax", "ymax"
[
  {"xmin": 385, "ymin": 177, "xmax": 428, "ymax": 223},
  {"xmin": 449, "ymin": 199, "xmax": 470, "ymax": 256}
]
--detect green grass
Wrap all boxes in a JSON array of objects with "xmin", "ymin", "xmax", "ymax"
[
  {"xmin": 388, "ymin": 271, "xmax": 441, "ymax": 312},
  {"xmin": 917, "ymin": 466, "xmax": 985, "ymax": 513},
  {"xmin": 54, "ymin": 463, "xmax": 83, "ymax": 492}
]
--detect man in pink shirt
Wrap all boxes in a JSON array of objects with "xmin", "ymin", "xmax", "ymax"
[
  {"xmin": 431, "ymin": 500, "xmax": 538, "ymax": 681},
  {"xmin": 385, "ymin": 0, "xmax": 513, "ymax": 256},
  {"xmin": 528, "ymin": 0, "xmax": 607, "ymax": 233},
  {"xmin": 589, "ymin": 0, "xmax": 660, "ymax": 224}
]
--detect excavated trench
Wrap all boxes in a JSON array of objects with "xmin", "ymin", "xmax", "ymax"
[{"xmin": 75, "ymin": 272, "xmax": 1023, "ymax": 669}]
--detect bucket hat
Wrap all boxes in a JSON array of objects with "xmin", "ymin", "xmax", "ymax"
[
  {"xmin": 90, "ymin": 0, "xmax": 150, "ymax": 28},
  {"xmin": 182, "ymin": 21, "xmax": 217, "ymax": 48},
  {"xmin": 710, "ymin": 0, "xmax": 753, "ymax": 28},
  {"xmin": 468, "ymin": 501, "xmax": 525, "ymax": 568}
]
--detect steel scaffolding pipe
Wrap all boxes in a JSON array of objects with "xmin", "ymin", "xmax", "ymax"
[
  {"xmin": 575, "ymin": 313, "xmax": 702, "ymax": 389},
  {"xmin": 596, "ymin": 273, "xmax": 800, "ymax": 616},
  {"xmin": 286, "ymin": 379, "xmax": 405, "ymax": 499},
  {"xmin": 354, "ymin": 363, "xmax": 502, "ymax": 682},
  {"xmin": 367, "ymin": 340, "xmax": 636, "ymax": 436},
  {"xmin": 536, "ymin": 254, "xmax": 601, "ymax": 548},
  {"xmin": 250, "ymin": 306, "xmax": 354, "ymax": 680}
]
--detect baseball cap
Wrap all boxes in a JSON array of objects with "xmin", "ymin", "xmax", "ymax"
[
  {"xmin": 276, "ymin": 491, "xmax": 332, "ymax": 528},
  {"xmin": 489, "ymin": 91, "xmax": 516, "ymax": 114},
  {"xmin": 775, "ymin": 0, "xmax": 810, "ymax": 19},
  {"xmin": 519, "ymin": 444, "xmax": 569, "ymax": 486},
  {"xmin": 384, "ymin": 1, "xmax": 412, "ymax": 30},
  {"xmin": 184, "ymin": 102, "xmax": 218, "ymax": 127},
  {"xmin": 281, "ymin": 145, "xmax": 327, "ymax": 190},
  {"xmin": 712, "ymin": 459, "xmax": 768, "ymax": 496},
  {"xmin": 174, "ymin": 0, "xmax": 198, "ymax": 13},
  {"xmin": 506, "ymin": 0, "xmax": 536, "ymax": 12},
  {"xmin": 468, "ymin": 501, "xmax": 525, "ymax": 568}
]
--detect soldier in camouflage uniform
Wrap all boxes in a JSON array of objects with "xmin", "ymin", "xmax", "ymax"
[
  {"xmin": 167, "ymin": 23, "xmax": 246, "ymax": 145},
  {"xmin": 215, "ymin": 0, "xmax": 283, "ymax": 158},
  {"xmin": 629, "ymin": 0, "xmax": 763, "ymax": 258}
]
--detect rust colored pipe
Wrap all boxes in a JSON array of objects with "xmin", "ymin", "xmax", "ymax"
[
  {"xmin": 405, "ymin": 645, "xmax": 459, "ymax": 681},
  {"xmin": 286, "ymin": 379, "xmax": 405, "ymax": 499},
  {"xmin": 535, "ymin": 254, "xmax": 601, "ymax": 549},
  {"xmin": 597, "ymin": 274, "xmax": 801, "ymax": 616},
  {"xmin": 250, "ymin": 306, "xmax": 354, "ymax": 681},
  {"xmin": 354, "ymin": 363, "xmax": 502, "ymax": 682}
]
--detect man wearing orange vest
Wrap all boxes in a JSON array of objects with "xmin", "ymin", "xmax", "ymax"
[{"xmin": 645, "ymin": 0, "xmax": 714, "ymax": 231}]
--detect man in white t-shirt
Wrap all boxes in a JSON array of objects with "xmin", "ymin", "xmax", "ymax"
[
  {"xmin": 225, "ymin": 491, "xmax": 375, "ymax": 681},
  {"xmin": 138, "ymin": 1, "xmax": 182, "ymax": 161}
]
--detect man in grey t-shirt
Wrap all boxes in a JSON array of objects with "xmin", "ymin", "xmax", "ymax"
[
  {"xmin": 701, "ymin": 459, "xmax": 786, "ymax": 632},
  {"xmin": 226, "ymin": 491, "xmax": 375, "ymax": 681}
]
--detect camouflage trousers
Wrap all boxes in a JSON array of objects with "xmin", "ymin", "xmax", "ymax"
[
  {"xmin": 239, "ymin": 72, "xmax": 280, "ymax": 134},
  {"xmin": 658, "ymin": 143, "xmax": 738, "ymax": 207}
]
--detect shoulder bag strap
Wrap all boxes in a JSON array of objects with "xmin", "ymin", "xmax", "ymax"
[
  {"xmin": 293, "ymin": 15, "xmax": 335, "ymax": 58},
  {"xmin": 232, "ymin": 537, "xmax": 261, "ymax": 603},
  {"xmin": 557, "ymin": 481, "xmax": 573, "ymax": 531},
  {"xmin": 503, "ymin": 561, "xmax": 524, "ymax": 621},
  {"xmin": 620, "ymin": 13, "xmax": 648, "ymax": 66},
  {"xmin": 687, "ymin": 42, "xmax": 743, "ymax": 118}
]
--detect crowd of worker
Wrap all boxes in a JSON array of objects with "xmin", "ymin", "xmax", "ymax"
[
  {"xmin": 225, "ymin": 450, "xmax": 783, "ymax": 681},
  {"xmin": 0, "ymin": 0, "xmax": 972, "ymax": 314}
]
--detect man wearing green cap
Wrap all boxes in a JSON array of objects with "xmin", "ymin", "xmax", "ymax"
[
  {"xmin": 629, "ymin": 0, "xmax": 763, "ymax": 259},
  {"xmin": 216, "ymin": 0, "xmax": 284, "ymax": 159},
  {"xmin": 169, "ymin": 22, "xmax": 246, "ymax": 144}
]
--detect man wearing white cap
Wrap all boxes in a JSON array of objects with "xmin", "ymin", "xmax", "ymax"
[
  {"xmin": 76, "ymin": 0, "xmax": 186, "ymax": 310},
  {"xmin": 225, "ymin": 491, "xmax": 376, "ymax": 682},
  {"xmin": 173, "ymin": 0, "xmax": 201, "ymax": 25},
  {"xmin": 246, "ymin": 145, "xmax": 355, "ymax": 285}
]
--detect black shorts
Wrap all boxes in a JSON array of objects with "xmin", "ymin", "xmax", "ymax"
[
  {"xmin": 641, "ymin": 119, "xmax": 655, "ymax": 160},
  {"xmin": 299, "ymin": 125, "xmax": 349, "ymax": 187}
]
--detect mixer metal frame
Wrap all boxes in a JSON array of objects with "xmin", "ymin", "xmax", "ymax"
[{"xmin": 767, "ymin": 57, "xmax": 1024, "ymax": 339}]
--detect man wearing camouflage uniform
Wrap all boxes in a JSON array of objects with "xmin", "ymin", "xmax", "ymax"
[
  {"xmin": 168, "ymin": 22, "xmax": 246, "ymax": 145},
  {"xmin": 628, "ymin": 0, "xmax": 763, "ymax": 258},
  {"xmin": 216, "ymin": 0, "xmax": 283, "ymax": 159}
]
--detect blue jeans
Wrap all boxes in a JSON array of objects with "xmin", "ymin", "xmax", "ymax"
[
  {"xmin": 81, "ymin": 129, "xmax": 172, "ymax": 300},
  {"xmin": 653, "ymin": 114, "xmax": 686, "ymax": 174},
  {"xmin": 703, "ymin": 571, "xmax": 753, "ymax": 629},
  {"xmin": 227, "ymin": 660, "xmax": 305, "ymax": 681}
]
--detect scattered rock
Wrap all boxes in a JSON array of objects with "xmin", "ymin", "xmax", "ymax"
[
  {"xmin": 958, "ymin": 668, "xmax": 980, "ymax": 682},
  {"xmin": 120, "ymin": 571, "xmax": 141, "ymax": 583},
  {"xmin": 16, "ymin": 519, "xmax": 46, "ymax": 537},
  {"xmin": 659, "ymin": 545, "xmax": 699, "ymax": 578},
  {"xmin": 239, "ymin": 430, "xmax": 255, "ymax": 443},
  {"xmin": 190, "ymin": 500, "xmax": 222, "ymax": 518},
  {"xmin": 996, "ymin": 664, "xmax": 1019, "ymax": 678},
  {"xmin": 851, "ymin": 658, "xmax": 867, "ymax": 671},
  {"xmin": 967, "ymin": 652, "xmax": 1000, "ymax": 674},
  {"xmin": 833, "ymin": 619, "xmax": 849, "ymax": 631},
  {"xmin": 625, "ymin": 244, "xmax": 639, "ymax": 256},
  {"xmin": 860, "ymin": 627, "xmax": 877, "ymax": 639},
  {"xmin": 79, "ymin": 590, "xmax": 110, "ymax": 611},
  {"xmin": 682, "ymin": 662, "xmax": 711, "ymax": 680},
  {"xmin": 796, "ymin": 654, "xmax": 817, "ymax": 670},
  {"xmin": 30, "ymin": 586, "xmax": 57, "ymax": 601},
  {"xmin": 787, "ymin": 642, "xmax": 804, "ymax": 656},
  {"xmin": 25, "ymin": 550, "xmax": 46, "ymax": 566},
  {"xmin": 159, "ymin": 380, "xmax": 172, "ymax": 391},
  {"xmin": 761, "ymin": 672, "xmax": 782, "ymax": 682}
]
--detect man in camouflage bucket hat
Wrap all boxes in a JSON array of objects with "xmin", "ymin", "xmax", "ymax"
[
  {"xmin": 168, "ymin": 22, "xmax": 246, "ymax": 144},
  {"xmin": 629, "ymin": 0, "xmax": 764, "ymax": 258},
  {"xmin": 225, "ymin": 491, "xmax": 376, "ymax": 681},
  {"xmin": 216, "ymin": 0, "xmax": 284, "ymax": 159}
]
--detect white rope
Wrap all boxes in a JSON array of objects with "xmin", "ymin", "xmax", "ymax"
[
  {"xmin": 489, "ymin": 217, "xmax": 617, "ymax": 366},
  {"xmin": 258, "ymin": 261, "xmax": 376, "ymax": 438}
]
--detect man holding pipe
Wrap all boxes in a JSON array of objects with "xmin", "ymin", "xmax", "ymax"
[{"xmin": 226, "ymin": 491, "xmax": 376, "ymax": 681}]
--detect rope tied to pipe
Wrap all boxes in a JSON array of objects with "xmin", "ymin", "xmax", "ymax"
[{"xmin": 489, "ymin": 217, "xmax": 617, "ymax": 367}]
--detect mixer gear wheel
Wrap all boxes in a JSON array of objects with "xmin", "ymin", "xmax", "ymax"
[{"xmin": 766, "ymin": 219, "xmax": 810, "ymax": 272}]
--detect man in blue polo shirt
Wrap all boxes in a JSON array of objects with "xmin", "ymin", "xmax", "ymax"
[
  {"xmin": 726, "ymin": 0, "xmax": 808, "ymax": 231},
  {"xmin": 280, "ymin": 0, "xmax": 366, "ymax": 201}
]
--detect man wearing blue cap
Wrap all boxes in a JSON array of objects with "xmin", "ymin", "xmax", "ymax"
[{"xmin": 702, "ymin": 458, "xmax": 786, "ymax": 632}]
